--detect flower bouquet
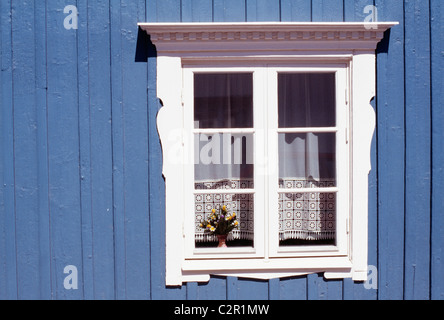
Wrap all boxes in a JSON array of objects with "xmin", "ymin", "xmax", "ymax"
[{"xmin": 199, "ymin": 205, "xmax": 238, "ymax": 247}]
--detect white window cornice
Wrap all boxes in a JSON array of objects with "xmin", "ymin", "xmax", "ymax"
[
  {"xmin": 139, "ymin": 22, "xmax": 398, "ymax": 53},
  {"xmin": 138, "ymin": 21, "xmax": 398, "ymax": 286}
]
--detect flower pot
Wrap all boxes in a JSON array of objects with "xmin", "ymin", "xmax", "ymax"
[{"xmin": 217, "ymin": 235, "xmax": 228, "ymax": 248}]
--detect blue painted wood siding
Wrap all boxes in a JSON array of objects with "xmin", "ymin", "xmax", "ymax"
[{"xmin": 0, "ymin": 0, "xmax": 442, "ymax": 300}]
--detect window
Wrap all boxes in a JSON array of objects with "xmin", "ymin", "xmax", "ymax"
[{"xmin": 139, "ymin": 21, "xmax": 397, "ymax": 286}]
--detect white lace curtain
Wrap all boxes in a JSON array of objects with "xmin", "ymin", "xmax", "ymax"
[{"xmin": 194, "ymin": 73, "xmax": 336, "ymax": 242}]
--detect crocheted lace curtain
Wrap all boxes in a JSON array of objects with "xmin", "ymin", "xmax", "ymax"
[{"xmin": 193, "ymin": 73, "xmax": 336, "ymax": 243}]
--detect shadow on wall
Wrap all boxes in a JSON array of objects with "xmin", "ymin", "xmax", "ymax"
[
  {"xmin": 135, "ymin": 27, "xmax": 157, "ymax": 62},
  {"xmin": 135, "ymin": 26, "xmax": 393, "ymax": 60},
  {"xmin": 376, "ymin": 28, "xmax": 391, "ymax": 54}
]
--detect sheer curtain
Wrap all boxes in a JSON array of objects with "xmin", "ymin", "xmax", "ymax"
[
  {"xmin": 278, "ymin": 73, "xmax": 336, "ymax": 241},
  {"xmin": 194, "ymin": 74, "xmax": 254, "ymax": 242},
  {"xmin": 193, "ymin": 73, "xmax": 337, "ymax": 242}
]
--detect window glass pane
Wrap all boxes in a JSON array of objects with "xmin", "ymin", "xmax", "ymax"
[
  {"xmin": 278, "ymin": 192, "xmax": 336, "ymax": 246},
  {"xmin": 195, "ymin": 133, "xmax": 254, "ymax": 187},
  {"xmin": 278, "ymin": 133, "xmax": 336, "ymax": 186},
  {"xmin": 194, "ymin": 73, "xmax": 253, "ymax": 129},
  {"xmin": 195, "ymin": 193, "xmax": 254, "ymax": 247},
  {"xmin": 278, "ymin": 73, "xmax": 336, "ymax": 128},
  {"xmin": 278, "ymin": 132, "xmax": 336, "ymax": 247},
  {"xmin": 193, "ymin": 131, "xmax": 254, "ymax": 248}
]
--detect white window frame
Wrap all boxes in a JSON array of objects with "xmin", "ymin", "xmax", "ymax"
[
  {"xmin": 266, "ymin": 64, "xmax": 349, "ymax": 259},
  {"xmin": 183, "ymin": 66, "xmax": 267, "ymax": 260},
  {"xmin": 138, "ymin": 22, "xmax": 398, "ymax": 286}
]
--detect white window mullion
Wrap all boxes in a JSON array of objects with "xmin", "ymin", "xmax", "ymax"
[
  {"xmin": 266, "ymin": 67, "xmax": 280, "ymax": 258},
  {"xmin": 253, "ymin": 67, "xmax": 267, "ymax": 258}
]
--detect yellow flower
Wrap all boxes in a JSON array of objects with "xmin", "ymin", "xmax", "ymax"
[
  {"xmin": 210, "ymin": 226, "xmax": 215, "ymax": 232},
  {"xmin": 232, "ymin": 212, "xmax": 236, "ymax": 217},
  {"xmin": 234, "ymin": 221, "xmax": 238, "ymax": 226},
  {"xmin": 207, "ymin": 224, "xmax": 211, "ymax": 228},
  {"xmin": 222, "ymin": 205, "xmax": 226, "ymax": 211},
  {"xmin": 212, "ymin": 209, "xmax": 216, "ymax": 214}
]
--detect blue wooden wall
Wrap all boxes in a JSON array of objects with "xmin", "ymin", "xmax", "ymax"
[{"xmin": 0, "ymin": 0, "xmax": 442, "ymax": 300}]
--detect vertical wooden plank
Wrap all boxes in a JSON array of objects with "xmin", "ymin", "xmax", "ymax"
[
  {"xmin": 120, "ymin": 0, "xmax": 152, "ymax": 300},
  {"xmin": 182, "ymin": 0, "xmax": 213, "ymax": 22},
  {"xmin": 213, "ymin": 0, "xmax": 246, "ymax": 22},
  {"xmin": 35, "ymin": 0, "xmax": 52, "ymax": 300},
  {"xmin": 0, "ymin": 0, "xmax": 18, "ymax": 300},
  {"xmin": 374, "ymin": 0, "xmax": 405, "ymax": 300},
  {"xmin": 186, "ymin": 282, "xmax": 199, "ymax": 300},
  {"xmin": 76, "ymin": 0, "xmax": 94, "ymax": 300},
  {"xmin": 268, "ymin": 278, "xmax": 280, "ymax": 300},
  {"xmin": 280, "ymin": 0, "xmax": 312, "ymax": 22},
  {"xmin": 404, "ymin": 0, "xmax": 431, "ymax": 300},
  {"xmin": 146, "ymin": 0, "xmax": 181, "ymax": 22},
  {"xmin": 226, "ymin": 276, "xmax": 238, "ymax": 299},
  {"xmin": 11, "ymin": 0, "xmax": 41, "ymax": 299},
  {"xmin": 344, "ymin": 0, "xmax": 374, "ymax": 22},
  {"xmin": 236, "ymin": 278, "xmax": 269, "ymax": 300},
  {"xmin": 0, "ymin": 4, "xmax": 5, "ymax": 294},
  {"xmin": 246, "ymin": 0, "xmax": 281, "ymax": 22},
  {"xmin": 312, "ymin": 0, "xmax": 344, "ymax": 21},
  {"xmin": 110, "ymin": 0, "xmax": 126, "ymax": 300},
  {"xmin": 279, "ymin": 276, "xmax": 307, "ymax": 300},
  {"xmin": 308, "ymin": 274, "xmax": 345, "ymax": 300},
  {"xmin": 85, "ymin": 0, "xmax": 115, "ymax": 299},
  {"xmin": 430, "ymin": 0, "xmax": 444, "ymax": 300},
  {"xmin": 46, "ymin": 0, "xmax": 83, "ymax": 300},
  {"xmin": 194, "ymin": 277, "xmax": 228, "ymax": 300},
  {"xmin": 307, "ymin": 273, "xmax": 327, "ymax": 300}
]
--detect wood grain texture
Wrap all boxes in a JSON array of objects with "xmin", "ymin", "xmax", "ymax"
[
  {"xmin": 375, "ymin": 0, "xmax": 406, "ymax": 300},
  {"xmin": 404, "ymin": 0, "xmax": 431, "ymax": 300},
  {"xmin": 430, "ymin": 0, "xmax": 444, "ymax": 301},
  {"xmin": 0, "ymin": 0, "xmax": 18, "ymax": 301}
]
